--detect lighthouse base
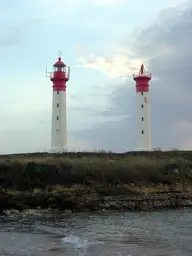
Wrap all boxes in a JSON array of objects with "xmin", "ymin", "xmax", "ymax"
[
  {"xmin": 48, "ymin": 147, "xmax": 68, "ymax": 154},
  {"xmin": 136, "ymin": 147, "xmax": 152, "ymax": 151}
]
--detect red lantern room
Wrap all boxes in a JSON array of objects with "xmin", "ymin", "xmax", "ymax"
[{"xmin": 50, "ymin": 57, "xmax": 70, "ymax": 91}]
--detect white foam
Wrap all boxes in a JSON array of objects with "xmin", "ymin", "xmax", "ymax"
[{"xmin": 61, "ymin": 234, "xmax": 103, "ymax": 249}]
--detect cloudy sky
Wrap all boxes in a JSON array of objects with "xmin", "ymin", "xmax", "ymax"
[{"xmin": 0, "ymin": 0, "xmax": 191, "ymax": 153}]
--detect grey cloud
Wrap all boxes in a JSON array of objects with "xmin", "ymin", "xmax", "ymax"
[
  {"xmin": 0, "ymin": 27, "xmax": 24, "ymax": 47},
  {"xmin": 0, "ymin": 17, "xmax": 43, "ymax": 47},
  {"xmin": 72, "ymin": 1, "xmax": 192, "ymax": 151},
  {"xmin": 133, "ymin": 3, "xmax": 192, "ymax": 62},
  {"xmin": 70, "ymin": 106, "xmax": 100, "ymax": 114},
  {"xmin": 73, "ymin": 117, "xmax": 135, "ymax": 152}
]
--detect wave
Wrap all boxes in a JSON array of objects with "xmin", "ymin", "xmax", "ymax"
[
  {"xmin": 61, "ymin": 234, "xmax": 104, "ymax": 249},
  {"xmin": 35, "ymin": 224, "xmax": 68, "ymax": 237}
]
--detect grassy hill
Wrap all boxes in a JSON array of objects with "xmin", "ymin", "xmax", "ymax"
[{"xmin": 0, "ymin": 150, "xmax": 192, "ymax": 190}]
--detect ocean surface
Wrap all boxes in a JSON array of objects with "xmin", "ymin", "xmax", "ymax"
[{"xmin": 0, "ymin": 209, "xmax": 192, "ymax": 256}]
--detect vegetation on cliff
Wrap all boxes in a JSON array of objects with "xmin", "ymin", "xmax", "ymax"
[{"xmin": 0, "ymin": 150, "xmax": 192, "ymax": 212}]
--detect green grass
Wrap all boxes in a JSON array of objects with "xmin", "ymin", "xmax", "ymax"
[{"xmin": 0, "ymin": 150, "xmax": 192, "ymax": 192}]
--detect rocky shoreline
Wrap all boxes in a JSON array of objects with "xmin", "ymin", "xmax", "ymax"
[
  {"xmin": 1, "ymin": 208, "xmax": 72, "ymax": 217},
  {"xmin": 1, "ymin": 189, "xmax": 192, "ymax": 216}
]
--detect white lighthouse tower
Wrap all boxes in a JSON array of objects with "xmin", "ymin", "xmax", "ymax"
[
  {"xmin": 47, "ymin": 55, "xmax": 70, "ymax": 153},
  {"xmin": 133, "ymin": 64, "xmax": 152, "ymax": 151}
]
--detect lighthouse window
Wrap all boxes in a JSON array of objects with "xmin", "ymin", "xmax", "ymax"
[
  {"xmin": 141, "ymin": 117, "xmax": 144, "ymax": 121},
  {"xmin": 57, "ymin": 103, "xmax": 59, "ymax": 107},
  {"xmin": 55, "ymin": 66, "xmax": 65, "ymax": 72},
  {"xmin": 57, "ymin": 91, "xmax": 59, "ymax": 94},
  {"xmin": 57, "ymin": 116, "xmax": 59, "ymax": 120},
  {"xmin": 141, "ymin": 92, "xmax": 143, "ymax": 95},
  {"xmin": 57, "ymin": 67, "xmax": 62, "ymax": 71},
  {"xmin": 141, "ymin": 104, "xmax": 144, "ymax": 108},
  {"xmin": 142, "ymin": 130, "xmax": 144, "ymax": 134}
]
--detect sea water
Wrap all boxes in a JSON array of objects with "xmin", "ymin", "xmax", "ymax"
[{"xmin": 0, "ymin": 209, "xmax": 191, "ymax": 256}]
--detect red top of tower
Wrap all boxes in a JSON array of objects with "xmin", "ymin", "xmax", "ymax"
[
  {"xmin": 53, "ymin": 57, "xmax": 65, "ymax": 67},
  {"xmin": 50, "ymin": 56, "xmax": 70, "ymax": 91},
  {"xmin": 133, "ymin": 64, "xmax": 152, "ymax": 79},
  {"xmin": 133, "ymin": 64, "xmax": 152, "ymax": 93}
]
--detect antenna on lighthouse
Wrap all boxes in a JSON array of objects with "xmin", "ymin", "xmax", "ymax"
[
  {"xmin": 140, "ymin": 63, "xmax": 144, "ymax": 75},
  {"xmin": 45, "ymin": 60, "xmax": 52, "ymax": 78},
  {"xmin": 57, "ymin": 50, "xmax": 63, "ymax": 58}
]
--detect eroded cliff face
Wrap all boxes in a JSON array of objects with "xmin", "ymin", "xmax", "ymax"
[{"xmin": 1, "ymin": 184, "xmax": 192, "ymax": 214}]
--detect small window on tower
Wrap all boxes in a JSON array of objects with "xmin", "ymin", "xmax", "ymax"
[
  {"xmin": 141, "ymin": 92, "xmax": 143, "ymax": 95},
  {"xmin": 57, "ymin": 116, "xmax": 59, "ymax": 120},
  {"xmin": 142, "ymin": 130, "xmax": 144, "ymax": 134},
  {"xmin": 57, "ymin": 103, "xmax": 59, "ymax": 107},
  {"xmin": 57, "ymin": 91, "xmax": 59, "ymax": 94},
  {"xmin": 142, "ymin": 117, "xmax": 144, "ymax": 121},
  {"xmin": 141, "ymin": 104, "xmax": 144, "ymax": 108}
]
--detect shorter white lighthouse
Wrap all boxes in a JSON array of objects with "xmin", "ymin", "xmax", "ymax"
[
  {"xmin": 48, "ymin": 55, "xmax": 70, "ymax": 153},
  {"xmin": 133, "ymin": 64, "xmax": 152, "ymax": 151}
]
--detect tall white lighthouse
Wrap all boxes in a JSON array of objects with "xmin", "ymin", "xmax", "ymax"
[
  {"xmin": 48, "ymin": 55, "xmax": 70, "ymax": 153},
  {"xmin": 133, "ymin": 64, "xmax": 152, "ymax": 151}
]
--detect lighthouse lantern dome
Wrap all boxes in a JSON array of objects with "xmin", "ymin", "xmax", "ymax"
[{"xmin": 53, "ymin": 57, "xmax": 66, "ymax": 71}]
